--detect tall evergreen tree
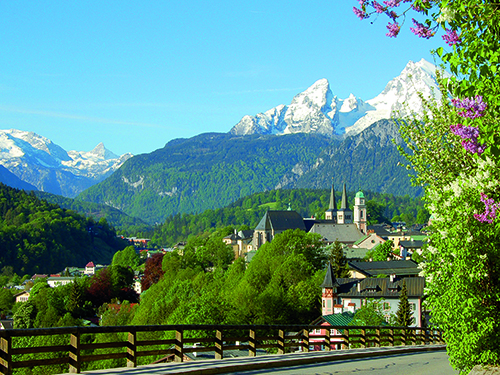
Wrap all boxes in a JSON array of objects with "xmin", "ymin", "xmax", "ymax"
[
  {"xmin": 328, "ymin": 241, "xmax": 350, "ymax": 278},
  {"xmin": 396, "ymin": 280, "xmax": 414, "ymax": 327}
]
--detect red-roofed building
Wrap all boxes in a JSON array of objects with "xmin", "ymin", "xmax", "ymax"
[{"xmin": 84, "ymin": 262, "xmax": 96, "ymax": 275}]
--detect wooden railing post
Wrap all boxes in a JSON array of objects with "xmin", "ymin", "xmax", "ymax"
[
  {"xmin": 360, "ymin": 328, "xmax": 366, "ymax": 348},
  {"xmin": 424, "ymin": 329, "xmax": 429, "ymax": 345},
  {"xmin": 174, "ymin": 329, "xmax": 184, "ymax": 362},
  {"xmin": 325, "ymin": 329, "xmax": 331, "ymax": 351},
  {"xmin": 411, "ymin": 329, "xmax": 416, "ymax": 346},
  {"xmin": 215, "ymin": 330, "xmax": 223, "ymax": 359},
  {"xmin": 278, "ymin": 329, "xmax": 285, "ymax": 355},
  {"xmin": 126, "ymin": 331, "xmax": 137, "ymax": 368},
  {"xmin": 401, "ymin": 328, "xmax": 407, "ymax": 346},
  {"xmin": 375, "ymin": 328, "xmax": 381, "ymax": 347},
  {"xmin": 302, "ymin": 329, "xmax": 309, "ymax": 352},
  {"xmin": 388, "ymin": 328, "xmax": 394, "ymax": 346},
  {"xmin": 249, "ymin": 329, "xmax": 256, "ymax": 357},
  {"xmin": 69, "ymin": 329, "xmax": 81, "ymax": 373},
  {"xmin": 342, "ymin": 328, "xmax": 349, "ymax": 350},
  {"xmin": 0, "ymin": 335, "xmax": 12, "ymax": 375}
]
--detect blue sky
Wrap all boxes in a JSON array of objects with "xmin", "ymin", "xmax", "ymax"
[{"xmin": 0, "ymin": 1, "xmax": 443, "ymax": 156}]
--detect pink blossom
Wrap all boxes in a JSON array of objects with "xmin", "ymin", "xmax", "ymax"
[
  {"xmin": 409, "ymin": 18, "xmax": 435, "ymax": 38},
  {"xmin": 353, "ymin": 6, "xmax": 369, "ymax": 20},
  {"xmin": 442, "ymin": 29, "xmax": 461, "ymax": 46},
  {"xmin": 386, "ymin": 22, "xmax": 401, "ymax": 37}
]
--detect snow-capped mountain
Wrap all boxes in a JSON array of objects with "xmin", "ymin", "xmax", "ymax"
[
  {"xmin": 230, "ymin": 59, "xmax": 443, "ymax": 137},
  {"xmin": 0, "ymin": 129, "xmax": 132, "ymax": 197}
]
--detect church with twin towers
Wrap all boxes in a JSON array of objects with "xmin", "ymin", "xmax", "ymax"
[{"xmin": 252, "ymin": 183, "xmax": 367, "ymax": 250}]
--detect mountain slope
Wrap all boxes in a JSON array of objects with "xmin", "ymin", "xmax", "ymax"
[
  {"xmin": 0, "ymin": 130, "xmax": 132, "ymax": 197},
  {"xmin": 292, "ymin": 119, "xmax": 422, "ymax": 196},
  {"xmin": 0, "ymin": 183, "xmax": 128, "ymax": 275},
  {"xmin": 77, "ymin": 133, "xmax": 332, "ymax": 224},
  {"xmin": 78, "ymin": 125, "xmax": 420, "ymax": 225}
]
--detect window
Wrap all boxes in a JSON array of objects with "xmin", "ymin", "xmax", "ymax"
[
  {"xmin": 327, "ymin": 300, "xmax": 331, "ymax": 308},
  {"xmin": 410, "ymin": 303, "xmax": 416, "ymax": 311},
  {"xmin": 383, "ymin": 302, "xmax": 390, "ymax": 310}
]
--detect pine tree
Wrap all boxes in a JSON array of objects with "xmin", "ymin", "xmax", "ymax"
[
  {"xmin": 329, "ymin": 240, "xmax": 350, "ymax": 278},
  {"xmin": 396, "ymin": 280, "xmax": 414, "ymax": 326}
]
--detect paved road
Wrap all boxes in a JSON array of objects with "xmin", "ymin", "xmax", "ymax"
[{"xmin": 226, "ymin": 350, "xmax": 458, "ymax": 375}]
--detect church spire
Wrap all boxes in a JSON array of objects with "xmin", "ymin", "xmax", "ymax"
[
  {"xmin": 340, "ymin": 183, "xmax": 348, "ymax": 210},
  {"xmin": 325, "ymin": 182, "xmax": 337, "ymax": 221},
  {"xmin": 329, "ymin": 183, "xmax": 337, "ymax": 210}
]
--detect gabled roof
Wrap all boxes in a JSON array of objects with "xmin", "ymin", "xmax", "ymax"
[
  {"xmin": 309, "ymin": 223, "xmax": 363, "ymax": 243},
  {"xmin": 312, "ymin": 312, "xmax": 355, "ymax": 326},
  {"xmin": 400, "ymin": 240, "xmax": 424, "ymax": 248},
  {"xmin": 367, "ymin": 225, "xmax": 392, "ymax": 238},
  {"xmin": 254, "ymin": 210, "xmax": 306, "ymax": 232},
  {"xmin": 348, "ymin": 260, "xmax": 421, "ymax": 277},
  {"xmin": 335, "ymin": 277, "xmax": 425, "ymax": 298},
  {"xmin": 86, "ymin": 262, "xmax": 95, "ymax": 267},
  {"xmin": 344, "ymin": 247, "xmax": 370, "ymax": 260},
  {"xmin": 353, "ymin": 235, "xmax": 369, "ymax": 246}
]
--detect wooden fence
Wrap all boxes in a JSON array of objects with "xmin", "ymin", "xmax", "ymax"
[{"xmin": 0, "ymin": 324, "xmax": 443, "ymax": 375}]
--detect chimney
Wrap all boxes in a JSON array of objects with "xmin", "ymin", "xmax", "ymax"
[
  {"xmin": 357, "ymin": 281, "xmax": 361, "ymax": 293},
  {"xmin": 390, "ymin": 274, "xmax": 395, "ymax": 282}
]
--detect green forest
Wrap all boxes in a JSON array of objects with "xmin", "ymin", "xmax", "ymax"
[{"xmin": 0, "ymin": 183, "xmax": 128, "ymax": 275}]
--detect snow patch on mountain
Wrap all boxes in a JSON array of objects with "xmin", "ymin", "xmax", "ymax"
[
  {"xmin": 230, "ymin": 59, "xmax": 443, "ymax": 138},
  {"xmin": 0, "ymin": 129, "xmax": 133, "ymax": 196}
]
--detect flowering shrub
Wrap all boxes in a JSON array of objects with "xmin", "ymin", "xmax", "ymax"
[{"xmin": 353, "ymin": 0, "xmax": 500, "ymax": 371}]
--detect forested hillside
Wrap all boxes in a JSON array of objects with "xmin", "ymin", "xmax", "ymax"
[
  {"xmin": 34, "ymin": 191, "xmax": 152, "ymax": 234},
  {"xmin": 151, "ymin": 188, "xmax": 428, "ymax": 246},
  {"xmin": 78, "ymin": 121, "xmax": 421, "ymax": 225},
  {"xmin": 0, "ymin": 184, "xmax": 128, "ymax": 275},
  {"xmin": 78, "ymin": 133, "xmax": 331, "ymax": 224}
]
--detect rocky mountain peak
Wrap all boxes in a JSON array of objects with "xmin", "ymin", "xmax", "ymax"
[{"xmin": 230, "ymin": 59, "xmax": 441, "ymax": 138}]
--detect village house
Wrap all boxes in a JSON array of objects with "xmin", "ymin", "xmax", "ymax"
[
  {"xmin": 223, "ymin": 229, "xmax": 254, "ymax": 259},
  {"xmin": 309, "ymin": 263, "xmax": 425, "ymax": 349},
  {"xmin": 14, "ymin": 291, "xmax": 30, "ymax": 303},
  {"xmin": 47, "ymin": 276, "xmax": 75, "ymax": 288}
]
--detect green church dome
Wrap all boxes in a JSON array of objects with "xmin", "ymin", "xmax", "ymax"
[{"xmin": 355, "ymin": 191, "xmax": 364, "ymax": 198}]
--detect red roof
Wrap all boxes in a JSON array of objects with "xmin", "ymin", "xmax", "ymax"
[{"xmin": 86, "ymin": 262, "xmax": 95, "ymax": 267}]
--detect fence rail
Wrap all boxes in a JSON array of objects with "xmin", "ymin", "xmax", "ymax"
[{"xmin": 0, "ymin": 324, "xmax": 443, "ymax": 375}]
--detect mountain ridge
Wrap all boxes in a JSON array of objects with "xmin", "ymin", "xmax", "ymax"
[
  {"xmin": 0, "ymin": 129, "xmax": 133, "ymax": 197},
  {"xmin": 230, "ymin": 59, "xmax": 441, "ymax": 138}
]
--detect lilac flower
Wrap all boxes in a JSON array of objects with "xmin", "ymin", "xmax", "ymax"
[
  {"xmin": 409, "ymin": 18, "xmax": 435, "ymax": 38},
  {"xmin": 383, "ymin": 0, "xmax": 402, "ymax": 7},
  {"xmin": 450, "ymin": 124, "xmax": 486, "ymax": 155},
  {"xmin": 386, "ymin": 22, "xmax": 401, "ymax": 37},
  {"xmin": 442, "ymin": 29, "xmax": 461, "ymax": 46},
  {"xmin": 353, "ymin": 6, "xmax": 368, "ymax": 20},
  {"xmin": 373, "ymin": 1, "xmax": 385, "ymax": 13},
  {"xmin": 474, "ymin": 193, "xmax": 500, "ymax": 224},
  {"xmin": 451, "ymin": 96, "xmax": 487, "ymax": 119}
]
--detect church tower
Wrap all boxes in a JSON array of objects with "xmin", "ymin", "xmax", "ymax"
[
  {"xmin": 324, "ymin": 184, "xmax": 337, "ymax": 222},
  {"xmin": 336, "ymin": 183, "xmax": 353, "ymax": 224},
  {"xmin": 321, "ymin": 262, "xmax": 340, "ymax": 315},
  {"xmin": 354, "ymin": 191, "xmax": 367, "ymax": 234}
]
